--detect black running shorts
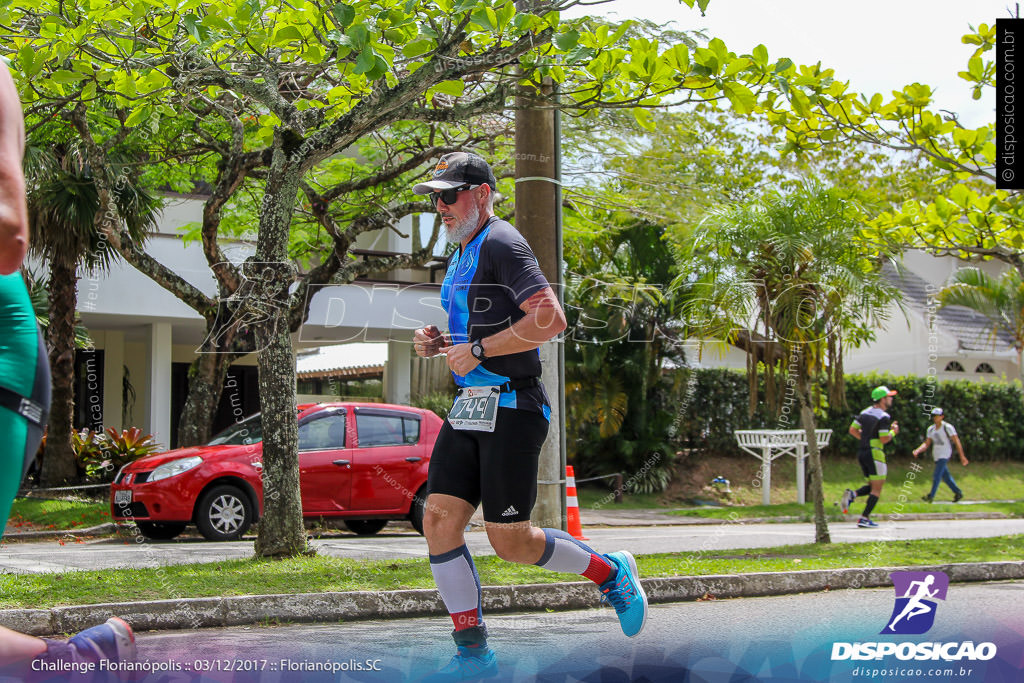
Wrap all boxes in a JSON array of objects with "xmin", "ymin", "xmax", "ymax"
[
  {"xmin": 427, "ymin": 407, "xmax": 549, "ymax": 524},
  {"xmin": 858, "ymin": 450, "xmax": 888, "ymax": 481}
]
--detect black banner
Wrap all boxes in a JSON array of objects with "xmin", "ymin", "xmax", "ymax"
[{"xmin": 997, "ymin": 19, "xmax": 1024, "ymax": 189}]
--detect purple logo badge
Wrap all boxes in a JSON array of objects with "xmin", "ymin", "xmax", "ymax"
[{"xmin": 881, "ymin": 571, "xmax": 949, "ymax": 635}]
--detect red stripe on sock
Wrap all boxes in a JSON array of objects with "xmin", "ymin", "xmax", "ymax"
[
  {"xmin": 451, "ymin": 609, "xmax": 478, "ymax": 631},
  {"xmin": 581, "ymin": 554, "xmax": 613, "ymax": 585}
]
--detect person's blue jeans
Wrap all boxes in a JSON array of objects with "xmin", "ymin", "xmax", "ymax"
[{"xmin": 929, "ymin": 458, "xmax": 963, "ymax": 498}]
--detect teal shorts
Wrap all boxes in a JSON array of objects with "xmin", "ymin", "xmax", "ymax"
[{"xmin": 0, "ymin": 273, "xmax": 50, "ymax": 532}]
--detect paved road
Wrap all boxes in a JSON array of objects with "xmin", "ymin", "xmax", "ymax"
[
  {"xmin": 101, "ymin": 581, "xmax": 1022, "ymax": 682},
  {"xmin": 2, "ymin": 518, "xmax": 1023, "ymax": 574}
]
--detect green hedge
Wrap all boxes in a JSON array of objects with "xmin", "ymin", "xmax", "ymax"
[{"xmin": 670, "ymin": 369, "xmax": 1024, "ymax": 462}]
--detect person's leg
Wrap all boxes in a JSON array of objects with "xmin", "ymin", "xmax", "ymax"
[
  {"xmin": 939, "ymin": 459, "xmax": 963, "ymax": 497},
  {"xmin": 0, "ymin": 404, "xmax": 28, "ymax": 535},
  {"xmin": 862, "ymin": 478, "xmax": 885, "ymax": 518},
  {"xmin": 928, "ymin": 459, "xmax": 946, "ymax": 499},
  {"xmin": 486, "ymin": 523, "xmax": 614, "ymax": 585},
  {"xmin": 859, "ymin": 457, "xmax": 886, "ymax": 523},
  {"xmin": 0, "ymin": 334, "xmax": 49, "ymax": 666},
  {"xmin": 853, "ymin": 453, "xmax": 876, "ymax": 520},
  {"xmin": 480, "ymin": 410, "xmax": 613, "ymax": 583},
  {"xmin": 425, "ymin": 494, "xmax": 480, "ymax": 630},
  {"xmin": 422, "ymin": 422, "xmax": 495, "ymax": 681},
  {"xmin": 481, "ymin": 410, "xmax": 646, "ymax": 637}
]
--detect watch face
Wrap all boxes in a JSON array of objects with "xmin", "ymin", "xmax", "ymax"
[{"xmin": 472, "ymin": 342, "xmax": 484, "ymax": 359}]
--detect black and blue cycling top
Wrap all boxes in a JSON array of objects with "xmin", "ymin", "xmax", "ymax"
[{"xmin": 440, "ymin": 217, "xmax": 552, "ymax": 419}]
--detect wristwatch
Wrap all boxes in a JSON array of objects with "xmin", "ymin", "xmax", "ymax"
[{"xmin": 471, "ymin": 341, "xmax": 488, "ymax": 361}]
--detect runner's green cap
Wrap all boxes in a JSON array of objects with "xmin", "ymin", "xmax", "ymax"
[{"xmin": 871, "ymin": 385, "xmax": 897, "ymax": 401}]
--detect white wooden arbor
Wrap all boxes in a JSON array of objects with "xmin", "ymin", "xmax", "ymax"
[{"xmin": 734, "ymin": 429, "xmax": 833, "ymax": 505}]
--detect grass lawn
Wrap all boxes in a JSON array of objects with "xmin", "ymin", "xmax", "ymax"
[
  {"xmin": 5, "ymin": 498, "xmax": 111, "ymax": 532},
  {"xmin": 578, "ymin": 458, "xmax": 1024, "ymax": 520},
  {"xmin": 0, "ymin": 534, "xmax": 1020, "ymax": 610}
]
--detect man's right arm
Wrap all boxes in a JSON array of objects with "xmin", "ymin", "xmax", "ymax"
[{"xmin": 0, "ymin": 63, "xmax": 27, "ymax": 275}]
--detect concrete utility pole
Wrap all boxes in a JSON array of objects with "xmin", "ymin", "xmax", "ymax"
[{"xmin": 515, "ymin": 70, "xmax": 566, "ymax": 531}]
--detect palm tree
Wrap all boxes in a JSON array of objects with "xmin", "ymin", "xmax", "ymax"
[
  {"xmin": 692, "ymin": 182, "xmax": 900, "ymax": 543},
  {"xmin": 25, "ymin": 140, "xmax": 159, "ymax": 486},
  {"xmin": 564, "ymin": 223, "xmax": 689, "ymax": 492},
  {"xmin": 22, "ymin": 268, "xmax": 93, "ymax": 349},
  {"xmin": 937, "ymin": 268, "xmax": 1024, "ymax": 380}
]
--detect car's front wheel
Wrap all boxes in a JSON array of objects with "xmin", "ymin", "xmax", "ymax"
[
  {"xmin": 136, "ymin": 521, "xmax": 186, "ymax": 541},
  {"xmin": 195, "ymin": 485, "xmax": 253, "ymax": 541},
  {"xmin": 343, "ymin": 519, "xmax": 388, "ymax": 535}
]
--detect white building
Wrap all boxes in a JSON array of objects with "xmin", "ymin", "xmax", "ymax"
[{"xmin": 690, "ymin": 250, "xmax": 1019, "ymax": 381}]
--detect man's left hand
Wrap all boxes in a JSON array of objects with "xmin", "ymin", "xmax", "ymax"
[{"xmin": 446, "ymin": 342, "xmax": 481, "ymax": 376}]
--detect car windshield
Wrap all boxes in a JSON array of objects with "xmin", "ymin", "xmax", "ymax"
[{"xmin": 207, "ymin": 414, "xmax": 263, "ymax": 445}]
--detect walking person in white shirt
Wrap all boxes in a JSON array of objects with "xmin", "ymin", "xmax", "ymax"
[{"xmin": 912, "ymin": 407, "xmax": 969, "ymax": 502}]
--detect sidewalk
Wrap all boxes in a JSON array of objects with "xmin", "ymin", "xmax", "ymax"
[
  {"xmin": 2, "ymin": 504, "xmax": 1016, "ymax": 541},
  {"xmin": 5, "ymin": 501, "xmax": 1016, "ymax": 540}
]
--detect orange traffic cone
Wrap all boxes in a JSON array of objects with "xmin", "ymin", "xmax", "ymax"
[{"xmin": 566, "ymin": 465, "xmax": 588, "ymax": 540}]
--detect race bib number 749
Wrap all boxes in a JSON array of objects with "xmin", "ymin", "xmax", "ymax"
[{"xmin": 448, "ymin": 386, "xmax": 500, "ymax": 432}]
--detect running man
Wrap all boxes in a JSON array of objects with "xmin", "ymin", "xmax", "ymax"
[
  {"xmin": 888, "ymin": 574, "xmax": 939, "ymax": 631},
  {"xmin": 0, "ymin": 61, "xmax": 135, "ymax": 673},
  {"xmin": 912, "ymin": 407, "xmax": 968, "ymax": 503},
  {"xmin": 412, "ymin": 152, "xmax": 647, "ymax": 681},
  {"xmin": 840, "ymin": 385, "xmax": 900, "ymax": 529}
]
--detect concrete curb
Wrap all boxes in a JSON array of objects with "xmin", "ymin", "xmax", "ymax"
[
  {"xmin": 1, "ymin": 523, "xmax": 118, "ymax": 540},
  {"xmin": 2, "ymin": 560, "xmax": 1020, "ymax": 637}
]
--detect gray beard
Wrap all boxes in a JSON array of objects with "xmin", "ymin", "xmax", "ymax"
[{"xmin": 446, "ymin": 203, "xmax": 480, "ymax": 245}]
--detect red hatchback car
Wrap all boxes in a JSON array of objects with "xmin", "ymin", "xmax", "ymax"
[{"xmin": 110, "ymin": 403, "xmax": 443, "ymax": 541}]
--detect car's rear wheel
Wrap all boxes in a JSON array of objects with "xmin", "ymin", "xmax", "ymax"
[
  {"xmin": 343, "ymin": 519, "xmax": 388, "ymax": 536},
  {"xmin": 195, "ymin": 485, "xmax": 253, "ymax": 541},
  {"xmin": 136, "ymin": 521, "xmax": 186, "ymax": 541},
  {"xmin": 409, "ymin": 486, "xmax": 427, "ymax": 535}
]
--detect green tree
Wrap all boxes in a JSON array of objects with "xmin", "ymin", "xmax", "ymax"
[
  {"xmin": 761, "ymin": 23, "xmax": 1019, "ymax": 275},
  {"xmin": 24, "ymin": 139, "xmax": 158, "ymax": 486},
  {"xmin": 8, "ymin": 0, "xmax": 792, "ymax": 556},
  {"xmin": 938, "ymin": 267, "xmax": 1024, "ymax": 379},
  {"xmin": 691, "ymin": 183, "xmax": 900, "ymax": 543}
]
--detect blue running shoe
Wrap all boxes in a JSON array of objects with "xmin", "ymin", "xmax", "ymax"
[
  {"xmin": 857, "ymin": 517, "xmax": 878, "ymax": 528},
  {"xmin": 839, "ymin": 488, "xmax": 855, "ymax": 514},
  {"xmin": 421, "ymin": 647, "xmax": 497, "ymax": 682},
  {"xmin": 67, "ymin": 617, "xmax": 136, "ymax": 664},
  {"xmin": 600, "ymin": 551, "xmax": 648, "ymax": 637}
]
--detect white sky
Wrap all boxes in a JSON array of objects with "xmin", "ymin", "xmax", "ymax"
[{"xmin": 564, "ymin": 0, "xmax": 1014, "ymax": 128}]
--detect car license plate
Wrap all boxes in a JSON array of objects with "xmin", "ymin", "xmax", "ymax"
[
  {"xmin": 114, "ymin": 489, "xmax": 132, "ymax": 506},
  {"xmin": 448, "ymin": 386, "xmax": 500, "ymax": 432}
]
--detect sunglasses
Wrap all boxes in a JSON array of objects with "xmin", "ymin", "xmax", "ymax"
[{"xmin": 429, "ymin": 184, "xmax": 479, "ymax": 207}]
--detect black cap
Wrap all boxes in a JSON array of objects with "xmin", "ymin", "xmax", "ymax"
[{"xmin": 413, "ymin": 152, "xmax": 497, "ymax": 194}]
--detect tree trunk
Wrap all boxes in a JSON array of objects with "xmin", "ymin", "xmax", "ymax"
[
  {"xmin": 252, "ymin": 137, "xmax": 306, "ymax": 558},
  {"xmin": 795, "ymin": 354, "xmax": 830, "ymax": 544},
  {"xmin": 253, "ymin": 318, "xmax": 306, "ymax": 557},
  {"xmin": 40, "ymin": 258, "xmax": 80, "ymax": 486},
  {"xmin": 176, "ymin": 350, "xmax": 234, "ymax": 448},
  {"xmin": 176, "ymin": 311, "xmax": 250, "ymax": 448}
]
